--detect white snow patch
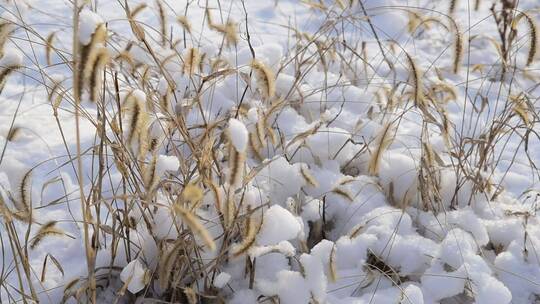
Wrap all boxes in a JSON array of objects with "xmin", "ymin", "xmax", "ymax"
[
  {"xmin": 213, "ymin": 272, "xmax": 231, "ymax": 288},
  {"xmin": 119, "ymin": 259, "xmax": 146, "ymax": 294},
  {"xmin": 228, "ymin": 118, "xmax": 248, "ymax": 152},
  {"xmin": 257, "ymin": 205, "xmax": 301, "ymax": 246},
  {"xmin": 79, "ymin": 9, "xmax": 103, "ymax": 45}
]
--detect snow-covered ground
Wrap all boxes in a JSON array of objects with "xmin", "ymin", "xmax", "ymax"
[{"xmin": 1, "ymin": 0, "xmax": 540, "ymax": 303}]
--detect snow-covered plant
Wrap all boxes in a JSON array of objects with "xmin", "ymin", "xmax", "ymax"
[{"xmin": 0, "ymin": 0, "xmax": 540, "ymax": 303}]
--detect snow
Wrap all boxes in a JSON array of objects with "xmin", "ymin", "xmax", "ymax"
[
  {"xmin": 421, "ymin": 262, "xmax": 467, "ymax": 301},
  {"xmin": 300, "ymin": 253, "xmax": 327, "ymax": 303},
  {"xmin": 275, "ymin": 270, "xmax": 311, "ymax": 304},
  {"xmin": 0, "ymin": 49, "xmax": 23, "ymax": 67},
  {"xmin": 79, "ymin": 9, "xmax": 103, "ymax": 45},
  {"xmin": 257, "ymin": 205, "xmax": 301, "ymax": 246},
  {"xmin": 2, "ymin": 0, "xmax": 540, "ymax": 303},
  {"xmin": 119, "ymin": 259, "xmax": 146, "ymax": 294},
  {"xmin": 254, "ymin": 156, "xmax": 305, "ymax": 205},
  {"xmin": 227, "ymin": 118, "xmax": 248, "ymax": 152},
  {"xmin": 156, "ymin": 155, "xmax": 179, "ymax": 176},
  {"xmin": 229, "ymin": 290, "xmax": 257, "ymax": 304},
  {"xmin": 213, "ymin": 272, "xmax": 231, "ymax": 289},
  {"xmin": 275, "ymin": 240, "xmax": 296, "ymax": 257},
  {"xmin": 495, "ymin": 241, "xmax": 540, "ymax": 303},
  {"xmin": 438, "ymin": 228, "xmax": 478, "ymax": 269}
]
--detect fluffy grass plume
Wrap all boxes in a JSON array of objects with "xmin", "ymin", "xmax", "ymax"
[
  {"xmin": 251, "ymin": 59, "xmax": 276, "ymax": 100},
  {"xmin": 331, "ymin": 187, "xmax": 354, "ymax": 202},
  {"xmin": 173, "ymin": 204, "xmax": 216, "ymax": 251},
  {"xmin": 87, "ymin": 47, "xmax": 110, "ymax": 102},
  {"xmin": 127, "ymin": 4, "xmax": 147, "ymax": 41},
  {"xmin": 513, "ymin": 12, "xmax": 538, "ymax": 66},
  {"xmin": 329, "ymin": 244, "xmax": 338, "ymax": 282},
  {"xmin": 143, "ymin": 154, "xmax": 158, "ymax": 192},
  {"xmin": 231, "ymin": 210, "xmax": 262, "ymax": 258},
  {"xmin": 210, "ymin": 20, "xmax": 238, "ymax": 47},
  {"xmin": 11, "ymin": 169, "xmax": 33, "ymax": 222},
  {"xmin": 45, "ymin": 32, "xmax": 55, "ymax": 66},
  {"xmin": 204, "ymin": 179, "xmax": 222, "ymax": 212},
  {"xmin": 0, "ymin": 51, "xmax": 21, "ymax": 94},
  {"xmin": 30, "ymin": 221, "xmax": 69, "ymax": 249},
  {"xmin": 0, "ymin": 21, "xmax": 13, "ymax": 57},
  {"xmin": 124, "ymin": 91, "xmax": 150, "ymax": 154},
  {"xmin": 300, "ymin": 164, "xmax": 318, "ymax": 187},
  {"xmin": 449, "ymin": 0, "xmax": 458, "ymax": 14},
  {"xmin": 182, "ymin": 183, "xmax": 204, "ymax": 206},
  {"xmin": 449, "ymin": 19, "xmax": 463, "ymax": 73},
  {"xmin": 228, "ymin": 143, "xmax": 246, "ymax": 187},
  {"xmin": 177, "ymin": 15, "xmax": 192, "ymax": 33},
  {"xmin": 155, "ymin": 0, "xmax": 167, "ymax": 46},
  {"xmin": 6, "ymin": 126, "xmax": 21, "ymax": 141},
  {"xmin": 78, "ymin": 23, "xmax": 107, "ymax": 101},
  {"xmin": 510, "ymin": 94, "xmax": 531, "ymax": 126},
  {"xmin": 367, "ymin": 122, "xmax": 394, "ymax": 176},
  {"xmin": 183, "ymin": 47, "xmax": 201, "ymax": 76},
  {"xmin": 157, "ymin": 240, "xmax": 183, "ymax": 290},
  {"xmin": 404, "ymin": 51, "xmax": 423, "ymax": 106}
]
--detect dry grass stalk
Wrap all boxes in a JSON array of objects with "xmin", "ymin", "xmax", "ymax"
[
  {"xmin": 184, "ymin": 286, "xmax": 198, "ymax": 304},
  {"xmin": 475, "ymin": 0, "xmax": 481, "ymax": 10},
  {"xmin": 224, "ymin": 191, "xmax": 237, "ymax": 228},
  {"xmin": 143, "ymin": 154, "xmax": 158, "ymax": 192},
  {"xmin": 0, "ymin": 195, "xmax": 13, "ymax": 222},
  {"xmin": 348, "ymin": 224, "xmax": 364, "ymax": 239},
  {"xmin": 3, "ymin": 1, "xmax": 540, "ymax": 301}
]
